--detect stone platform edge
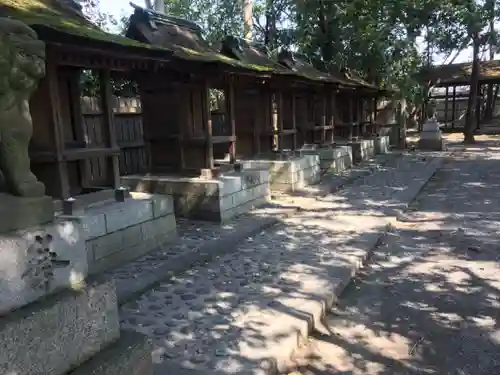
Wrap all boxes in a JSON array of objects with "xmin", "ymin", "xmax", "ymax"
[
  {"xmin": 77, "ymin": 193, "xmax": 177, "ymax": 274},
  {"xmin": 121, "ymin": 169, "xmax": 270, "ymax": 223}
]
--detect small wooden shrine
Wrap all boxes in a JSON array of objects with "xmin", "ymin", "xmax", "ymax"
[
  {"xmin": 0, "ymin": 0, "xmax": 173, "ymax": 205},
  {"xmin": 328, "ymin": 68, "xmax": 384, "ymax": 140},
  {"xmin": 277, "ymin": 52, "xmax": 343, "ymax": 147},
  {"xmin": 126, "ymin": 6, "xmax": 269, "ymax": 177},
  {"xmin": 218, "ymin": 36, "xmax": 308, "ymax": 155},
  {"xmin": 419, "ymin": 60, "xmax": 500, "ymax": 130}
]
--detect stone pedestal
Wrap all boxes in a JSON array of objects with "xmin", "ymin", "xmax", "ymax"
[
  {"xmin": 240, "ymin": 153, "xmax": 320, "ymax": 193},
  {"xmin": 335, "ymin": 138, "xmax": 376, "ymax": 164},
  {"xmin": 419, "ymin": 118, "xmax": 445, "ymax": 151},
  {"xmin": 375, "ymin": 135, "xmax": 390, "ymax": 154},
  {"xmin": 121, "ymin": 168, "xmax": 270, "ymax": 222},
  {"xmin": 0, "ymin": 196, "xmax": 154, "ymax": 375},
  {"xmin": 297, "ymin": 144, "xmax": 352, "ymax": 174}
]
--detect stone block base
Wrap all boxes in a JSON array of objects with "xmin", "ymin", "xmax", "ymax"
[
  {"xmin": 68, "ymin": 331, "xmax": 153, "ymax": 375},
  {"xmin": 419, "ymin": 137, "xmax": 445, "ymax": 151},
  {"xmin": 335, "ymin": 138, "xmax": 376, "ymax": 164},
  {"xmin": 297, "ymin": 145, "xmax": 353, "ymax": 175},
  {"xmin": 72, "ymin": 193, "xmax": 177, "ymax": 275},
  {"xmin": 121, "ymin": 169, "xmax": 270, "ymax": 223},
  {"xmin": 0, "ymin": 280, "xmax": 120, "ymax": 375},
  {"xmin": 241, "ymin": 153, "xmax": 320, "ymax": 192},
  {"xmin": 375, "ymin": 135, "xmax": 390, "ymax": 154},
  {"xmin": 0, "ymin": 217, "xmax": 87, "ymax": 316}
]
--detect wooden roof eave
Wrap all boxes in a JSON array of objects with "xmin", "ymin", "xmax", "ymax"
[{"xmin": 47, "ymin": 41, "xmax": 173, "ymax": 72}]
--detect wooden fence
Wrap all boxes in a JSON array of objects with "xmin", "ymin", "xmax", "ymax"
[{"xmin": 81, "ymin": 96, "xmax": 147, "ymax": 177}]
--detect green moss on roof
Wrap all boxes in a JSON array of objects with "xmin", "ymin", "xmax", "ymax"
[{"xmin": 0, "ymin": 0, "xmax": 171, "ymax": 53}]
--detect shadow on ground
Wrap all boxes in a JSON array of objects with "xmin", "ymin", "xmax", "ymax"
[{"xmin": 286, "ymin": 140, "xmax": 500, "ymax": 375}]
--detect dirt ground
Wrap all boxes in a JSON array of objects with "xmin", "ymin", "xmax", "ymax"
[{"xmin": 285, "ymin": 136, "xmax": 500, "ymax": 375}]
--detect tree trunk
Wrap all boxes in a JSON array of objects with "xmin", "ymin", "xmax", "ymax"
[
  {"xmin": 317, "ymin": 0, "xmax": 333, "ymax": 62},
  {"xmin": 464, "ymin": 32, "xmax": 480, "ymax": 144},
  {"xmin": 243, "ymin": 0, "xmax": 253, "ymax": 40},
  {"xmin": 484, "ymin": 0, "xmax": 495, "ymax": 119},
  {"xmin": 264, "ymin": 0, "xmax": 276, "ymax": 48}
]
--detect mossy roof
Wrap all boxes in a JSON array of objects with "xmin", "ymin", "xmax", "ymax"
[
  {"xmin": 0, "ymin": 0, "xmax": 173, "ymax": 56},
  {"xmin": 218, "ymin": 36, "xmax": 299, "ymax": 78},
  {"xmin": 126, "ymin": 6, "xmax": 271, "ymax": 73},
  {"xmin": 278, "ymin": 51, "xmax": 341, "ymax": 84},
  {"xmin": 342, "ymin": 68, "xmax": 379, "ymax": 90},
  {"xmin": 418, "ymin": 59, "xmax": 500, "ymax": 86}
]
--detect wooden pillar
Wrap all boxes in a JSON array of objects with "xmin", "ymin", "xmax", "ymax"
[
  {"xmin": 331, "ymin": 90, "xmax": 336, "ymax": 143},
  {"xmin": 203, "ymin": 80, "xmax": 214, "ymax": 169},
  {"xmin": 452, "ymin": 86, "xmax": 456, "ymax": 129},
  {"xmin": 322, "ymin": 91, "xmax": 327, "ymax": 142},
  {"xmin": 226, "ymin": 81, "xmax": 236, "ymax": 162},
  {"xmin": 47, "ymin": 57, "xmax": 70, "ymax": 199},
  {"xmin": 99, "ymin": 70, "xmax": 120, "ymax": 190},
  {"xmin": 276, "ymin": 91, "xmax": 284, "ymax": 150},
  {"xmin": 444, "ymin": 86, "xmax": 449, "ymax": 127},
  {"xmin": 348, "ymin": 93, "xmax": 354, "ymax": 139},
  {"xmin": 68, "ymin": 70, "xmax": 91, "ymax": 189},
  {"xmin": 291, "ymin": 92, "xmax": 297, "ymax": 149}
]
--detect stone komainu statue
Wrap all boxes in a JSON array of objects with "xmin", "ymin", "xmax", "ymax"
[{"xmin": 0, "ymin": 18, "xmax": 46, "ymax": 197}]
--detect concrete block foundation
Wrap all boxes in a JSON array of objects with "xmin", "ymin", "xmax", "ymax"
[
  {"xmin": 121, "ymin": 168, "xmax": 270, "ymax": 223},
  {"xmin": 375, "ymin": 135, "xmax": 390, "ymax": 154},
  {"xmin": 241, "ymin": 153, "xmax": 320, "ymax": 193},
  {"xmin": 0, "ymin": 280, "xmax": 120, "ymax": 375},
  {"xmin": 74, "ymin": 193, "xmax": 177, "ymax": 275},
  {"xmin": 335, "ymin": 138, "xmax": 376, "ymax": 164},
  {"xmin": 297, "ymin": 145, "xmax": 353, "ymax": 175}
]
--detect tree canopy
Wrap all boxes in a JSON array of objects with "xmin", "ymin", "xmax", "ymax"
[{"xmin": 81, "ymin": 0, "xmax": 500, "ymax": 139}]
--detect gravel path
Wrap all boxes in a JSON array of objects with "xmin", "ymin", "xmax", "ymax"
[
  {"xmin": 286, "ymin": 140, "xmax": 500, "ymax": 375},
  {"xmin": 119, "ymin": 151, "xmax": 445, "ymax": 375}
]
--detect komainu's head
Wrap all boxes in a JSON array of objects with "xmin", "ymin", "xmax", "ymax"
[{"xmin": 0, "ymin": 18, "xmax": 46, "ymax": 109}]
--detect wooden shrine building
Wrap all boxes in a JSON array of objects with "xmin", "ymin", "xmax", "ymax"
[
  {"xmin": 328, "ymin": 68, "xmax": 386, "ymax": 139},
  {"xmin": 218, "ymin": 36, "xmax": 307, "ymax": 155},
  {"xmin": 126, "ymin": 5, "xmax": 271, "ymax": 177},
  {"xmin": 419, "ymin": 60, "xmax": 500, "ymax": 131},
  {"xmin": 277, "ymin": 52, "xmax": 343, "ymax": 147},
  {"xmin": 0, "ymin": 0, "xmax": 173, "ymax": 206}
]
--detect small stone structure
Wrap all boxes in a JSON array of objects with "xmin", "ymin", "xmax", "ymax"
[
  {"xmin": 241, "ymin": 152, "xmax": 320, "ymax": 192},
  {"xmin": 297, "ymin": 144, "xmax": 353, "ymax": 174},
  {"xmin": 419, "ymin": 117, "xmax": 445, "ymax": 151},
  {"xmin": 121, "ymin": 168, "xmax": 270, "ymax": 222},
  {"xmin": 375, "ymin": 135, "xmax": 390, "ymax": 154},
  {"xmin": 78, "ymin": 192, "xmax": 177, "ymax": 274},
  {"xmin": 335, "ymin": 138, "xmax": 376, "ymax": 163}
]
